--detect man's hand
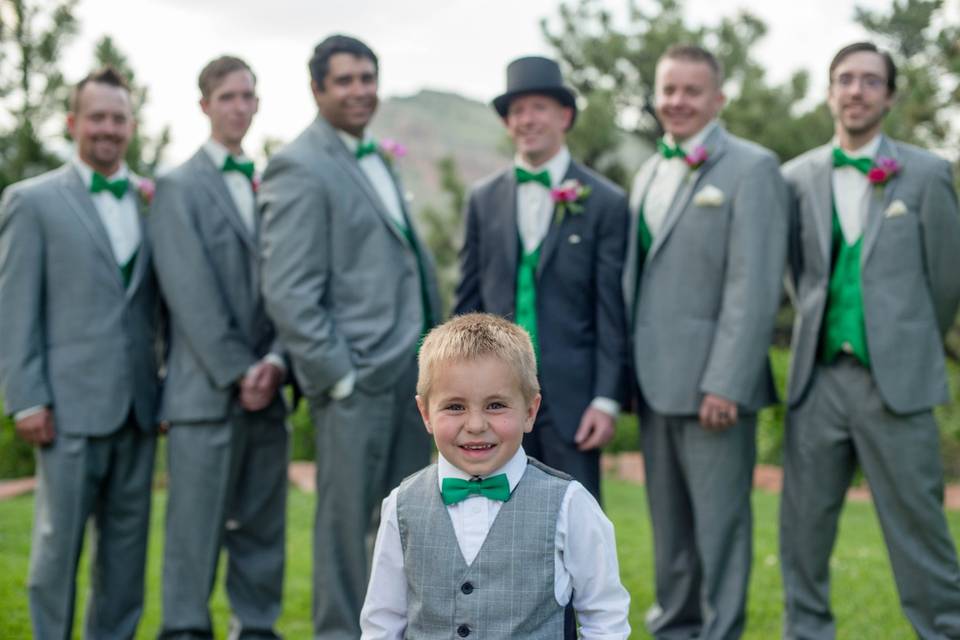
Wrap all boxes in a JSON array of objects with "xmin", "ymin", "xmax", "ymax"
[
  {"xmin": 240, "ymin": 361, "xmax": 284, "ymax": 412},
  {"xmin": 15, "ymin": 408, "xmax": 55, "ymax": 445},
  {"xmin": 574, "ymin": 406, "xmax": 616, "ymax": 451},
  {"xmin": 699, "ymin": 393, "xmax": 738, "ymax": 431}
]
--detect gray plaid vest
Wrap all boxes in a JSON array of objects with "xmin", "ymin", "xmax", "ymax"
[{"xmin": 396, "ymin": 458, "xmax": 571, "ymax": 639}]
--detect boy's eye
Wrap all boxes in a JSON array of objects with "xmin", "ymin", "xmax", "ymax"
[
  {"xmin": 443, "ymin": 403, "xmax": 464, "ymax": 412},
  {"xmin": 487, "ymin": 401, "xmax": 506, "ymax": 410}
]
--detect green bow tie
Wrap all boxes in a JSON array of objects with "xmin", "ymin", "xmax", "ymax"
[
  {"xmin": 514, "ymin": 166, "xmax": 551, "ymax": 189},
  {"xmin": 832, "ymin": 147, "xmax": 873, "ymax": 175},
  {"xmin": 90, "ymin": 172, "xmax": 129, "ymax": 200},
  {"xmin": 222, "ymin": 155, "xmax": 255, "ymax": 180},
  {"xmin": 441, "ymin": 474, "xmax": 511, "ymax": 505},
  {"xmin": 657, "ymin": 138, "xmax": 686, "ymax": 160},
  {"xmin": 356, "ymin": 139, "xmax": 378, "ymax": 160}
]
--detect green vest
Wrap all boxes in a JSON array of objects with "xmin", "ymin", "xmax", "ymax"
[
  {"xmin": 515, "ymin": 238, "xmax": 542, "ymax": 360},
  {"xmin": 395, "ymin": 221, "xmax": 434, "ymax": 345},
  {"xmin": 120, "ymin": 248, "xmax": 139, "ymax": 289},
  {"xmin": 820, "ymin": 207, "xmax": 870, "ymax": 366},
  {"xmin": 630, "ymin": 203, "xmax": 653, "ymax": 328}
]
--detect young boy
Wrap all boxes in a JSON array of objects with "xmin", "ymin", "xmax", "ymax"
[{"xmin": 360, "ymin": 313, "xmax": 631, "ymax": 639}]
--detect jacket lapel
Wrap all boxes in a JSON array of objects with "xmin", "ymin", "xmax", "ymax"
[
  {"xmin": 623, "ymin": 156, "xmax": 660, "ymax": 313},
  {"xmin": 807, "ymin": 145, "xmax": 834, "ymax": 268},
  {"xmin": 124, "ymin": 172, "xmax": 151, "ymax": 298},
  {"xmin": 536, "ymin": 163, "xmax": 578, "ymax": 279},
  {"xmin": 647, "ymin": 126, "xmax": 727, "ymax": 260},
  {"xmin": 860, "ymin": 136, "xmax": 899, "ymax": 265},
  {"xmin": 194, "ymin": 150, "xmax": 257, "ymax": 253},
  {"xmin": 491, "ymin": 171, "xmax": 520, "ymax": 280},
  {"xmin": 59, "ymin": 166, "xmax": 125, "ymax": 290}
]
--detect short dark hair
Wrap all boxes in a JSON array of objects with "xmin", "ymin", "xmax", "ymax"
[
  {"xmin": 309, "ymin": 34, "xmax": 378, "ymax": 89},
  {"xmin": 70, "ymin": 66, "xmax": 130, "ymax": 113},
  {"xmin": 660, "ymin": 44, "xmax": 724, "ymax": 86},
  {"xmin": 829, "ymin": 42, "xmax": 897, "ymax": 95},
  {"xmin": 199, "ymin": 55, "xmax": 255, "ymax": 99}
]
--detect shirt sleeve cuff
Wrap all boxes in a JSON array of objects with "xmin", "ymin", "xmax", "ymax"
[
  {"xmin": 14, "ymin": 405, "xmax": 47, "ymax": 421},
  {"xmin": 329, "ymin": 369, "xmax": 357, "ymax": 400},
  {"xmin": 590, "ymin": 397, "xmax": 620, "ymax": 418},
  {"xmin": 262, "ymin": 353, "xmax": 287, "ymax": 376}
]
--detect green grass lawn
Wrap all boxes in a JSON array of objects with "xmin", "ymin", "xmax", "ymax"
[{"xmin": 2, "ymin": 480, "xmax": 958, "ymax": 638}]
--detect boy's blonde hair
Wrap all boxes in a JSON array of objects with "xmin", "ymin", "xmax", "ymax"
[{"xmin": 417, "ymin": 313, "xmax": 539, "ymax": 402}]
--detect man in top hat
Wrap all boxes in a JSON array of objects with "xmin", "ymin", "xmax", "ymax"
[
  {"xmin": 258, "ymin": 34, "xmax": 441, "ymax": 639},
  {"xmin": 454, "ymin": 55, "xmax": 630, "ymax": 501},
  {"xmin": 0, "ymin": 67, "xmax": 161, "ymax": 639},
  {"xmin": 779, "ymin": 41, "xmax": 960, "ymax": 639},
  {"xmin": 150, "ymin": 55, "xmax": 289, "ymax": 639},
  {"xmin": 623, "ymin": 44, "xmax": 787, "ymax": 639}
]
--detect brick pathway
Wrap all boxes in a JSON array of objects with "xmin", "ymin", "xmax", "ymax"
[{"xmin": 4, "ymin": 455, "xmax": 959, "ymax": 510}]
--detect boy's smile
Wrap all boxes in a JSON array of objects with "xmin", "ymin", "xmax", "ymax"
[{"xmin": 417, "ymin": 356, "xmax": 541, "ymax": 478}]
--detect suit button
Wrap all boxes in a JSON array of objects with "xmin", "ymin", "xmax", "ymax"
[
  {"xmin": 460, "ymin": 582, "xmax": 474, "ymax": 595},
  {"xmin": 457, "ymin": 624, "xmax": 470, "ymax": 637}
]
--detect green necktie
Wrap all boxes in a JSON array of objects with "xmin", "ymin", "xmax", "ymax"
[
  {"xmin": 514, "ymin": 166, "xmax": 551, "ymax": 189},
  {"xmin": 832, "ymin": 147, "xmax": 873, "ymax": 175},
  {"xmin": 222, "ymin": 155, "xmax": 255, "ymax": 180},
  {"xmin": 440, "ymin": 474, "xmax": 511, "ymax": 505},
  {"xmin": 90, "ymin": 172, "xmax": 129, "ymax": 200},
  {"xmin": 356, "ymin": 139, "xmax": 378, "ymax": 160},
  {"xmin": 657, "ymin": 138, "xmax": 686, "ymax": 160}
]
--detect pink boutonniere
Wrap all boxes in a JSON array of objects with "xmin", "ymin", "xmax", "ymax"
[
  {"xmin": 379, "ymin": 138, "xmax": 408, "ymax": 164},
  {"xmin": 252, "ymin": 174, "xmax": 262, "ymax": 194},
  {"xmin": 684, "ymin": 145, "xmax": 709, "ymax": 170},
  {"xmin": 550, "ymin": 179, "xmax": 592, "ymax": 225},
  {"xmin": 136, "ymin": 177, "xmax": 155, "ymax": 205},
  {"xmin": 868, "ymin": 156, "xmax": 900, "ymax": 186}
]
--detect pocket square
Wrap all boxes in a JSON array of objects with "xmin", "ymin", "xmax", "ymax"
[
  {"xmin": 884, "ymin": 199, "xmax": 908, "ymax": 218},
  {"xmin": 568, "ymin": 234, "xmax": 581, "ymax": 244},
  {"xmin": 693, "ymin": 184, "xmax": 725, "ymax": 207}
]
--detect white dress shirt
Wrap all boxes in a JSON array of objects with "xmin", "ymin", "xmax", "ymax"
[
  {"xmin": 203, "ymin": 139, "xmax": 256, "ymax": 234},
  {"xmin": 832, "ymin": 134, "xmax": 882, "ymax": 245},
  {"xmin": 72, "ymin": 156, "xmax": 141, "ymax": 266},
  {"xmin": 642, "ymin": 120, "xmax": 718, "ymax": 237},
  {"xmin": 338, "ymin": 131, "xmax": 407, "ymax": 228},
  {"xmin": 360, "ymin": 447, "xmax": 631, "ymax": 640}
]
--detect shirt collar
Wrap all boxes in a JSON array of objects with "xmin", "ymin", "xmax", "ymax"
[
  {"xmin": 832, "ymin": 133, "xmax": 882, "ymax": 158},
  {"xmin": 664, "ymin": 120, "xmax": 718, "ymax": 155},
  {"xmin": 337, "ymin": 129, "xmax": 373, "ymax": 155},
  {"xmin": 437, "ymin": 446, "xmax": 528, "ymax": 494},
  {"xmin": 515, "ymin": 146, "xmax": 571, "ymax": 188},
  {"xmin": 203, "ymin": 138, "xmax": 249, "ymax": 168},
  {"xmin": 72, "ymin": 154, "xmax": 128, "ymax": 186}
]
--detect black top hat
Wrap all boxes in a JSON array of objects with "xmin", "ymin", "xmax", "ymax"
[{"xmin": 492, "ymin": 56, "xmax": 578, "ymax": 126}]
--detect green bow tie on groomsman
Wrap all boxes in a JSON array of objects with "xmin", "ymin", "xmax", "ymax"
[
  {"xmin": 440, "ymin": 474, "xmax": 511, "ymax": 505},
  {"xmin": 514, "ymin": 166, "xmax": 551, "ymax": 188},
  {"xmin": 657, "ymin": 138, "xmax": 686, "ymax": 160},
  {"xmin": 832, "ymin": 147, "xmax": 873, "ymax": 175},
  {"xmin": 90, "ymin": 172, "xmax": 129, "ymax": 200},
  {"xmin": 356, "ymin": 139, "xmax": 379, "ymax": 160},
  {"xmin": 222, "ymin": 155, "xmax": 255, "ymax": 180}
]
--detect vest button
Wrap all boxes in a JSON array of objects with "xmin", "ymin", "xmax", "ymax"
[
  {"xmin": 460, "ymin": 581, "xmax": 474, "ymax": 595},
  {"xmin": 457, "ymin": 624, "xmax": 471, "ymax": 637}
]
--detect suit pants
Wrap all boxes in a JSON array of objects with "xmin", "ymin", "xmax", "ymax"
[
  {"xmin": 28, "ymin": 417, "xmax": 156, "ymax": 640},
  {"xmin": 159, "ymin": 405, "xmax": 289, "ymax": 640},
  {"xmin": 309, "ymin": 356, "xmax": 430, "ymax": 640},
  {"xmin": 523, "ymin": 398, "xmax": 601, "ymax": 500},
  {"xmin": 640, "ymin": 406, "xmax": 756, "ymax": 640},
  {"xmin": 780, "ymin": 357, "xmax": 960, "ymax": 640}
]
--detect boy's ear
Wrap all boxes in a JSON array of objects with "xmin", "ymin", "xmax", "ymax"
[
  {"xmin": 524, "ymin": 393, "xmax": 542, "ymax": 433},
  {"xmin": 415, "ymin": 395, "xmax": 433, "ymax": 434}
]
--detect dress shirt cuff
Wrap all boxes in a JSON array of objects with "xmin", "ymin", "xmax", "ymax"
[
  {"xmin": 262, "ymin": 353, "xmax": 287, "ymax": 376},
  {"xmin": 14, "ymin": 405, "xmax": 47, "ymax": 421},
  {"xmin": 590, "ymin": 397, "xmax": 620, "ymax": 418},
  {"xmin": 329, "ymin": 369, "xmax": 357, "ymax": 400}
]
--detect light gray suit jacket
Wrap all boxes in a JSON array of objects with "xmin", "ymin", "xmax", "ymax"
[
  {"xmin": 149, "ymin": 148, "xmax": 284, "ymax": 423},
  {"xmin": 624, "ymin": 126, "xmax": 788, "ymax": 415},
  {"xmin": 0, "ymin": 164, "xmax": 161, "ymax": 435},
  {"xmin": 783, "ymin": 137, "xmax": 960, "ymax": 413},
  {"xmin": 259, "ymin": 116, "xmax": 441, "ymax": 399}
]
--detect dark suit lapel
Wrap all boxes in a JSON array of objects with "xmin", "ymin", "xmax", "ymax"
[
  {"xmin": 808, "ymin": 145, "xmax": 834, "ymax": 268},
  {"xmin": 861, "ymin": 136, "xmax": 899, "ymax": 264},
  {"xmin": 648, "ymin": 126, "xmax": 727, "ymax": 260},
  {"xmin": 536, "ymin": 161, "xmax": 579, "ymax": 278},
  {"xmin": 59, "ymin": 166, "xmax": 125, "ymax": 289},
  {"xmin": 194, "ymin": 150, "xmax": 257, "ymax": 253},
  {"xmin": 491, "ymin": 170, "xmax": 520, "ymax": 281}
]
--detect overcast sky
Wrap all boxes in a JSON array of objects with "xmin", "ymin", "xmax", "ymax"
[{"xmin": 59, "ymin": 0, "xmax": 949, "ymax": 166}]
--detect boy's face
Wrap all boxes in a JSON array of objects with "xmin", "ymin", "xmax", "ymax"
[{"xmin": 417, "ymin": 356, "xmax": 540, "ymax": 478}]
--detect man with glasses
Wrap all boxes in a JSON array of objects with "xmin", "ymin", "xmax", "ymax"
[{"xmin": 780, "ymin": 41, "xmax": 960, "ymax": 638}]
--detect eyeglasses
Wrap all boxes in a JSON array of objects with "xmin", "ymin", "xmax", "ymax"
[{"xmin": 832, "ymin": 73, "xmax": 888, "ymax": 91}]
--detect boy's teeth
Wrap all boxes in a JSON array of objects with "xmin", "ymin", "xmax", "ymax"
[{"xmin": 463, "ymin": 444, "xmax": 493, "ymax": 450}]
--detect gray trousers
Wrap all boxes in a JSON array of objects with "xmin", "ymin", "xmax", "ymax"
[
  {"xmin": 159, "ymin": 406, "xmax": 289, "ymax": 640},
  {"xmin": 780, "ymin": 357, "xmax": 960, "ymax": 640},
  {"xmin": 28, "ymin": 418, "xmax": 156, "ymax": 640},
  {"xmin": 310, "ymin": 357, "xmax": 430, "ymax": 640},
  {"xmin": 640, "ymin": 406, "xmax": 756, "ymax": 640}
]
